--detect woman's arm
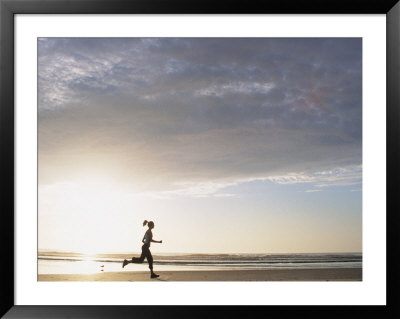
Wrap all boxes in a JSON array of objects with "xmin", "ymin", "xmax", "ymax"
[{"xmin": 148, "ymin": 230, "xmax": 162, "ymax": 243}]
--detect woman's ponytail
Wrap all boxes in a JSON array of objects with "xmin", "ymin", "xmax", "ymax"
[{"xmin": 143, "ymin": 220, "xmax": 148, "ymax": 226}]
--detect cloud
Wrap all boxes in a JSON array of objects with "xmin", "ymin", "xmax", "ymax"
[
  {"xmin": 135, "ymin": 181, "xmax": 238, "ymax": 199},
  {"xmin": 265, "ymin": 165, "xmax": 362, "ymax": 190},
  {"xmin": 196, "ymin": 81, "xmax": 275, "ymax": 97},
  {"xmin": 38, "ymin": 38, "xmax": 362, "ymax": 196},
  {"xmin": 129, "ymin": 164, "xmax": 361, "ymax": 199}
]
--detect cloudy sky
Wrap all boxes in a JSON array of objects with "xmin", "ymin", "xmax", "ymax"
[{"xmin": 38, "ymin": 38, "xmax": 362, "ymax": 254}]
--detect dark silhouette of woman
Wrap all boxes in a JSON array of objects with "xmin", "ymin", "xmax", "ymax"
[{"xmin": 122, "ymin": 220, "xmax": 162, "ymax": 279}]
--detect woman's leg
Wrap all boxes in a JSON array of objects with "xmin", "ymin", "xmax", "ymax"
[
  {"xmin": 145, "ymin": 248, "xmax": 153, "ymax": 271},
  {"xmin": 131, "ymin": 245, "xmax": 147, "ymax": 263},
  {"xmin": 145, "ymin": 248, "xmax": 159, "ymax": 278},
  {"xmin": 122, "ymin": 245, "xmax": 146, "ymax": 268}
]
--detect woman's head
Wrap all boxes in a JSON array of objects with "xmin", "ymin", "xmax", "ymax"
[{"xmin": 143, "ymin": 220, "xmax": 155, "ymax": 229}]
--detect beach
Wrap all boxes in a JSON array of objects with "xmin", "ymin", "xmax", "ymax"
[{"xmin": 39, "ymin": 268, "xmax": 362, "ymax": 281}]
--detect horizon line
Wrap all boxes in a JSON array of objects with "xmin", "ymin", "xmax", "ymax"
[{"xmin": 38, "ymin": 249, "xmax": 363, "ymax": 255}]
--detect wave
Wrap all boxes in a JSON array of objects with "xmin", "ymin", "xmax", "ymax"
[{"xmin": 38, "ymin": 252, "xmax": 362, "ymax": 269}]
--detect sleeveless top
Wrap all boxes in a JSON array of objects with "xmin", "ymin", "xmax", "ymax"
[{"xmin": 144, "ymin": 231, "xmax": 152, "ymax": 245}]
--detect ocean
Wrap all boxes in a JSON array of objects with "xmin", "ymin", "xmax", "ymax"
[{"xmin": 38, "ymin": 251, "xmax": 362, "ymax": 275}]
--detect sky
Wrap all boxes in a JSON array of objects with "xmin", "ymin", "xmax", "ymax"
[{"xmin": 38, "ymin": 38, "xmax": 362, "ymax": 255}]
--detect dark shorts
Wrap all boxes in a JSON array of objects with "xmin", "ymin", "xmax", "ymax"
[{"xmin": 131, "ymin": 243, "xmax": 153, "ymax": 270}]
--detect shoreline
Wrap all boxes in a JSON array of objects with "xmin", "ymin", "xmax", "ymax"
[{"xmin": 39, "ymin": 268, "xmax": 362, "ymax": 281}]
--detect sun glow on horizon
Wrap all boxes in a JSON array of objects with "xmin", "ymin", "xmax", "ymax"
[{"xmin": 39, "ymin": 172, "xmax": 361, "ymax": 255}]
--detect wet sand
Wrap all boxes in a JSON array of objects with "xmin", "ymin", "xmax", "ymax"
[{"xmin": 38, "ymin": 268, "xmax": 362, "ymax": 281}]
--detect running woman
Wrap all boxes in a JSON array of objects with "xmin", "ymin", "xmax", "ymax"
[{"xmin": 122, "ymin": 220, "xmax": 162, "ymax": 279}]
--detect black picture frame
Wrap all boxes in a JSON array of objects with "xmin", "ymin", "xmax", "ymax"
[{"xmin": 1, "ymin": 0, "xmax": 399, "ymax": 318}]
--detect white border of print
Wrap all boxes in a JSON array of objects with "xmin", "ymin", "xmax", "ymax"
[{"xmin": 15, "ymin": 14, "xmax": 386, "ymax": 305}]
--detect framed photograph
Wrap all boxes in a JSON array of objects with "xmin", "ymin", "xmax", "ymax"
[{"xmin": 1, "ymin": 0, "xmax": 399, "ymax": 318}]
